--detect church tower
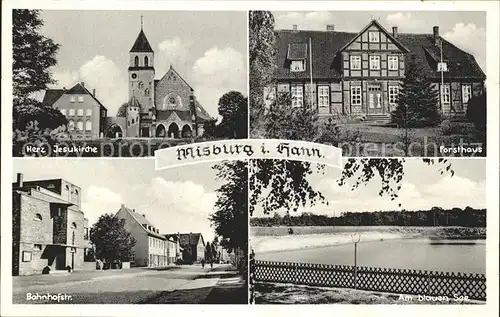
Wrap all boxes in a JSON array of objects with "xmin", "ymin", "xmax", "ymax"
[{"xmin": 128, "ymin": 17, "xmax": 155, "ymax": 114}]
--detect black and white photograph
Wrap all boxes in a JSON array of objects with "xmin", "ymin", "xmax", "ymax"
[
  {"xmin": 249, "ymin": 11, "xmax": 487, "ymax": 157},
  {"xmin": 11, "ymin": 159, "xmax": 248, "ymax": 304},
  {"xmin": 249, "ymin": 158, "xmax": 486, "ymax": 304},
  {"xmin": 13, "ymin": 10, "xmax": 248, "ymax": 157}
]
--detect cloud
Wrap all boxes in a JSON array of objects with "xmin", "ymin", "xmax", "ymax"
[
  {"xmin": 191, "ymin": 47, "xmax": 246, "ymax": 117},
  {"xmin": 275, "ymin": 12, "xmax": 335, "ymax": 30},
  {"xmin": 424, "ymin": 176, "xmax": 485, "ymax": 209},
  {"xmin": 157, "ymin": 37, "xmax": 192, "ymax": 76},
  {"xmin": 82, "ymin": 185, "xmax": 123, "ymax": 226},
  {"xmin": 386, "ymin": 12, "xmax": 425, "ymax": 31},
  {"xmin": 134, "ymin": 177, "xmax": 218, "ymax": 242},
  {"xmin": 444, "ymin": 23, "xmax": 486, "ymax": 71},
  {"xmin": 53, "ymin": 55, "xmax": 127, "ymax": 116}
]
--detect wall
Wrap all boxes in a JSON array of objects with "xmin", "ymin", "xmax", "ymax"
[
  {"xmin": 155, "ymin": 68, "xmax": 193, "ymax": 112},
  {"xmin": 116, "ymin": 208, "xmax": 149, "ymax": 267},
  {"xmin": 129, "ymin": 51, "xmax": 155, "ymax": 113},
  {"xmin": 53, "ymin": 92, "xmax": 102, "ymax": 139}
]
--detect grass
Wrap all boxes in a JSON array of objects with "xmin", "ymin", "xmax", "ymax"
[{"xmin": 254, "ymin": 282, "xmax": 482, "ymax": 305}]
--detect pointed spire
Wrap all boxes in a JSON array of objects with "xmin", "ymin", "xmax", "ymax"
[
  {"xmin": 130, "ymin": 19, "xmax": 153, "ymax": 53},
  {"xmin": 141, "ymin": 15, "xmax": 143, "ymax": 30}
]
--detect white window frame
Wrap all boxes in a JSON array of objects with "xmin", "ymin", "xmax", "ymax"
[
  {"xmin": 369, "ymin": 55, "xmax": 380, "ymax": 70},
  {"xmin": 69, "ymin": 109, "xmax": 75, "ymax": 116},
  {"xmin": 70, "ymin": 96, "xmax": 76, "ymax": 103},
  {"xmin": 77, "ymin": 109, "xmax": 84, "ymax": 116},
  {"xmin": 388, "ymin": 85, "xmax": 399, "ymax": 104},
  {"xmin": 76, "ymin": 121, "xmax": 84, "ymax": 131},
  {"xmin": 290, "ymin": 85, "xmax": 304, "ymax": 108},
  {"xmin": 318, "ymin": 85, "xmax": 330, "ymax": 109},
  {"xmin": 77, "ymin": 96, "xmax": 84, "ymax": 103},
  {"xmin": 350, "ymin": 86, "xmax": 362, "ymax": 106},
  {"xmin": 86, "ymin": 109, "xmax": 92, "ymax": 116},
  {"xmin": 85, "ymin": 120, "xmax": 92, "ymax": 131},
  {"xmin": 369, "ymin": 31, "xmax": 380, "ymax": 43},
  {"xmin": 60, "ymin": 109, "xmax": 67, "ymax": 116},
  {"xmin": 290, "ymin": 60, "xmax": 305, "ymax": 72},
  {"xmin": 350, "ymin": 56, "xmax": 361, "ymax": 70},
  {"xmin": 388, "ymin": 55, "xmax": 399, "ymax": 71},
  {"xmin": 441, "ymin": 84, "xmax": 451, "ymax": 105},
  {"xmin": 462, "ymin": 84, "xmax": 472, "ymax": 103},
  {"xmin": 68, "ymin": 120, "xmax": 75, "ymax": 131}
]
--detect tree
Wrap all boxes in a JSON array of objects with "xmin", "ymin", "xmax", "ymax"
[
  {"xmin": 249, "ymin": 11, "xmax": 276, "ymax": 134},
  {"xmin": 90, "ymin": 214, "xmax": 136, "ymax": 264},
  {"xmin": 249, "ymin": 158, "xmax": 454, "ymax": 216},
  {"xmin": 217, "ymin": 91, "xmax": 248, "ymax": 139},
  {"xmin": 202, "ymin": 119, "xmax": 218, "ymax": 139},
  {"xmin": 13, "ymin": 10, "xmax": 65, "ymax": 131},
  {"xmin": 391, "ymin": 57, "xmax": 441, "ymax": 128},
  {"xmin": 210, "ymin": 160, "xmax": 248, "ymax": 253},
  {"xmin": 116, "ymin": 102, "xmax": 128, "ymax": 117}
]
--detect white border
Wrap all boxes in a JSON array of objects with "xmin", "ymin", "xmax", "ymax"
[{"xmin": 2, "ymin": 1, "xmax": 499, "ymax": 317}]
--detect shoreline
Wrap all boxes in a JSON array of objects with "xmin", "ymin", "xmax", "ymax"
[{"xmin": 250, "ymin": 226, "xmax": 486, "ymax": 254}]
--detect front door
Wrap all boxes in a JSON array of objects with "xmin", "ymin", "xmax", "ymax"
[{"xmin": 368, "ymin": 85, "xmax": 383, "ymax": 114}]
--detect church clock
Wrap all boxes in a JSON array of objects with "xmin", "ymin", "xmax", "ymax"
[{"xmin": 131, "ymin": 73, "xmax": 137, "ymax": 79}]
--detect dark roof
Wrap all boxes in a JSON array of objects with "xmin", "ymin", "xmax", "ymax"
[
  {"xmin": 42, "ymin": 82, "xmax": 108, "ymax": 111},
  {"xmin": 130, "ymin": 29, "xmax": 153, "ymax": 53},
  {"xmin": 156, "ymin": 109, "xmax": 193, "ymax": 122},
  {"xmin": 287, "ymin": 43, "xmax": 308, "ymax": 59},
  {"xmin": 178, "ymin": 233, "xmax": 204, "ymax": 248},
  {"xmin": 194, "ymin": 99, "xmax": 212, "ymax": 122},
  {"xmin": 119, "ymin": 205, "xmax": 165, "ymax": 239},
  {"xmin": 42, "ymin": 89, "xmax": 65, "ymax": 107},
  {"xmin": 128, "ymin": 96, "xmax": 141, "ymax": 108},
  {"xmin": 275, "ymin": 25, "xmax": 485, "ymax": 81}
]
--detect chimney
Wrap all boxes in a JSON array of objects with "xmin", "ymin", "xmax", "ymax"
[
  {"xmin": 392, "ymin": 26, "xmax": 398, "ymax": 38},
  {"xmin": 326, "ymin": 24, "xmax": 335, "ymax": 31},
  {"xmin": 16, "ymin": 173, "xmax": 23, "ymax": 187},
  {"xmin": 92, "ymin": 89, "xmax": 96, "ymax": 97},
  {"xmin": 433, "ymin": 26, "xmax": 440, "ymax": 45},
  {"xmin": 80, "ymin": 82, "xmax": 85, "ymax": 87},
  {"xmin": 292, "ymin": 24, "xmax": 298, "ymax": 31}
]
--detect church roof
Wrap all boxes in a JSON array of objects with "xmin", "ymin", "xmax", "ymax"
[
  {"xmin": 128, "ymin": 96, "xmax": 141, "ymax": 108},
  {"xmin": 130, "ymin": 29, "xmax": 153, "ymax": 53}
]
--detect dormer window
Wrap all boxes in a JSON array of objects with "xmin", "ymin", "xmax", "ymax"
[
  {"xmin": 290, "ymin": 60, "xmax": 305, "ymax": 72},
  {"xmin": 369, "ymin": 31, "xmax": 380, "ymax": 43},
  {"xmin": 287, "ymin": 43, "xmax": 307, "ymax": 72}
]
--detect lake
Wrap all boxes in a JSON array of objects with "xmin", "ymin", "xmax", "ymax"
[{"xmin": 255, "ymin": 238, "xmax": 486, "ymax": 274}]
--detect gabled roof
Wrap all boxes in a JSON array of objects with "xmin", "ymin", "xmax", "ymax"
[
  {"xmin": 118, "ymin": 205, "xmax": 165, "ymax": 239},
  {"xmin": 156, "ymin": 109, "xmax": 192, "ymax": 122},
  {"xmin": 337, "ymin": 19, "xmax": 410, "ymax": 53},
  {"xmin": 178, "ymin": 233, "xmax": 204, "ymax": 248},
  {"xmin": 42, "ymin": 82, "xmax": 108, "ymax": 111},
  {"xmin": 130, "ymin": 29, "xmax": 153, "ymax": 53},
  {"xmin": 275, "ymin": 22, "xmax": 485, "ymax": 80},
  {"xmin": 157, "ymin": 65, "xmax": 194, "ymax": 92},
  {"xmin": 287, "ymin": 43, "xmax": 308, "ymax": 60}
]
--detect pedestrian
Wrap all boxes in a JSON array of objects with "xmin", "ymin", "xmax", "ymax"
[
  {"xmin": 210, "ymin": 260, "xmax": 213, "ymax": 269},
  {"xmin": 201, "ymin": 259, "xmax": 205, "ymax": 268}
]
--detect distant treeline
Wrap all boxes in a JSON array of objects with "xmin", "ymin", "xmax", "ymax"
[{"xmin": 250, "ymin": 207, "xmax": 486, "ymax": 228}]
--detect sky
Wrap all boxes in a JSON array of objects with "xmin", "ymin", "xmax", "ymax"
[
  {"xmin": 273, "ymin": 11, "xmax": 486, "ymax": 72},
  {"xmin": 38, "ymin": 10, "xmax": 248, "ymax": 118},
  {"xmin": 13, "ymin": 159, "xmax": 223, "ymax": 242},
  {"xmin": 252, "ymin": 158, "xmax": 486, "ymax": 217}
]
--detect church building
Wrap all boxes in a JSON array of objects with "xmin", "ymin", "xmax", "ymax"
[{"xmin": 119, "ymin": 25, "xmax": 212, "ymax": 138}]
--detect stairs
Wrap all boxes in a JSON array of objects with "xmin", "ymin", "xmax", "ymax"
[{"xmin": 363, "ymin": 114, "xmax": 391, "ymax": 124}]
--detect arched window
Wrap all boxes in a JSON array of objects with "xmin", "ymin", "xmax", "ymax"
[
  {"xmin": 71, "ymin": 222, "xmax": 77, "ymax": 229},
  {"xmin": 34, "ymin": 213, "xmax": 42, "ymax": 221},
  {"xmin": 131, "ymin": 118, "xmax": 135, "ymax": 124},
  {"xmin": 138, "ymin": 81, "xmax": 144, "ymax": 89},
  {"xmin": 134, "ymin": 56, "xmax": 139, "ymax": 67},
  {"xmin": 85, "ymin": 120, "xmax": 92, "ymax": 131},
  {"xmin": 144, "ymin": 56, "xmax": 149, "ymax": 66},
  {"xmin": 145, "ymin": 88, "xmax": 150, "ymax": 96},
  {"xmin": 68, "ymin": 120, "xmax": 75, "ymax": 131},
  {"xmin": 76, "ymin": 120, "xmax": 83, "ymax": 131}
]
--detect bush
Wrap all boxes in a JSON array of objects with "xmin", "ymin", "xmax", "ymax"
[
  {"xmin": 42, "ymin": 266, "xmax": 51, "ymax": 274},
  {"xmin": 440, "ymin": 120, "xmax": 476, "ymax": 136},
  {"xmin": 466, "ymin": 93, "xmax": 486, "ymax": 128},
  {"xmin": 13, "ymin": 121, "xmax": 68, "ymax": 156}
]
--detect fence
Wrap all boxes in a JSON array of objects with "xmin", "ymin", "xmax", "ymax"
[{"xmin": 253, "ymin": 260, "xmax": 486, "ymax": 301}]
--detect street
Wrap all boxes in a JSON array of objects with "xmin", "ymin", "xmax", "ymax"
[{"xmin": 13, "ymin": 264, "xmax": 247, "ymax": 304}]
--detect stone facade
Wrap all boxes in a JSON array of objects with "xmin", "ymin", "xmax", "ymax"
[{"xmin": 12, "ymin": 174, "xmax": 93, "ymax": 276}]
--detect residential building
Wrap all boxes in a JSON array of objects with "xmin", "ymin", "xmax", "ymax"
[
  {"xmin": 272, "ymin": 20, "xmax": 485, "ymax": 120},
  {"xmin": 42, "ymin": 82, "xmax": 108, "ymax": 139},
  {"xmin": 164, "ymin": 233, "xmax": 183, "ymax": 264},
  {"xmin": 115, "ymin": 205, "xmax": 175, "ymax": 267},
  {"xmin": 12, "ymin": 173, "xmax": 94, "ymax": 275},
  {"xmin": 174, "ymin": 233, "xmax": 205, "ymax": 263}
]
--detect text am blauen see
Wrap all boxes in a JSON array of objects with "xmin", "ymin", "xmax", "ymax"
[{"xmin": 175, "ymin": 142, "xmax": 323, "ymax": 161}]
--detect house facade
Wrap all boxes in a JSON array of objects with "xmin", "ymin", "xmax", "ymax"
[
  {"xmin": 272, "ymin": 21, "xmax": 485, "ymax": 120},
  {"xmin": 12, "ymin": 173, "xmax": 94, "ymax": 276},
  {"xmin": 164, "ymin": 233, "xmax": 183, "ymax": 264},
  {"xmin": 115, "ymin": 205, "xmax": 176, "ymax": 267},
  {"xmin": 174, "ymin": 233, "xmax": 205, "ymax": 263},
  {"xmin": 42, "ymin": 83, "xmax": 108, "ymax": 139}
]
